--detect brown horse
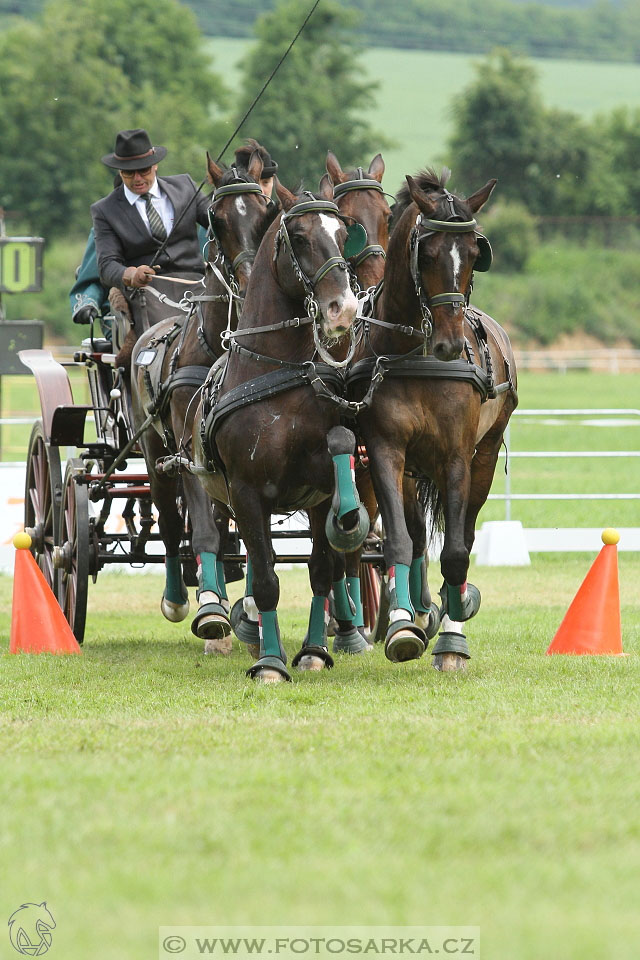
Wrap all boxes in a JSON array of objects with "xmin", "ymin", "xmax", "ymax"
[
  {"xmin": 130, "ymin": 148, "xmax": 278, "ymax": 650},
  {"xmin": 348, "ymin": 167, "xmax": 518, "ymax": 670},
  {"xmin": 193, "ymin": 179, "xmax": 369, "ymax": 682}
]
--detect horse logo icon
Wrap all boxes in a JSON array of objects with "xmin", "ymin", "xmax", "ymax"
[{"xmin": 8, "ymin": 902, "xmax": 56, "ymax": 956}]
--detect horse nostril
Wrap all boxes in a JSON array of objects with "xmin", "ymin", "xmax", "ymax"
[{"xmin": 327, "ymin": 300, "xmax": 340, "ymax": 319}]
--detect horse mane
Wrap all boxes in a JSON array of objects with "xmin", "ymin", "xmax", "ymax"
[{"xmin": 392, "ymin": 166, "xmax": 470, "ymax": 227}]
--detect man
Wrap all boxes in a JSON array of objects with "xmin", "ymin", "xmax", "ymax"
[
  {"xmin": 233, "ymin": 138, "xmax": 278, "ymax": 200},
  {"xmin": 91, "ymin": 128, "xmax": 210, "ymax": 332}
]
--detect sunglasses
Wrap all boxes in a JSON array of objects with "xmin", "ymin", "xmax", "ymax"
[{"xmin": 120, "ymin": 166, "xmax": 153, "ymax": 178}]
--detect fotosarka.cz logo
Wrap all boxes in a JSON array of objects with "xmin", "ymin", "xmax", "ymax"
[{"xmin": 8, "ymin": 902, "xmax": 56, "ymax": 956}]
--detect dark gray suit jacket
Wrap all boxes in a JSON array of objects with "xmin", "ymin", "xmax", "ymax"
[{"xmin": 91, "ymin": 174, "xmax": 210, "ymax": 290}]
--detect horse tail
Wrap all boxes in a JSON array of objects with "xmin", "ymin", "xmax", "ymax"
[{"xmin": 416, "ymin": 478, "xmax": 444, "ymax": 544}]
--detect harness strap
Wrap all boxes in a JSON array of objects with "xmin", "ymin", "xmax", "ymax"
[
  {"xmin": 200, "ymin": 363, "xmax": 344, "ymax": 469},
  {"xmin": 347, "ymin": 355, "xmax": 491, "ymax": 402}
]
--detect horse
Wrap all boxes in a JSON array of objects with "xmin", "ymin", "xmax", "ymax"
[
  {"xmin": 347, "ymin": 167, "xmax": 518, "ymax": 671},
  {"xmin": 130, "ymin": 147, "xmax": 279, "ymax": 651},
  {"xmin": 193, "ymin": 177, "xmax": 371, "ymax": 682},
  {"xmin": 325, "ymin": 150, "xmax": 391, "ymax": 640}
]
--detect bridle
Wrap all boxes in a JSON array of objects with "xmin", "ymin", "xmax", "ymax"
[
  {"xmin": 226, "ymin": 195, "xmax": 364, "ymax": 370},
  {"xmin": 409, "ymin": 190, "xmax": 493, "ymax": 338},
  {"xmin": 332, "ymin": 169, "xmax": 388, "ymax": 268},
  {"xmin": 205, "ymin": 168, "xmax": 274, "ymax": 287}
]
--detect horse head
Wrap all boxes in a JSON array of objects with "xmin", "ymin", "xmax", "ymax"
[
  {"xmin": 206, "ymin": 148, "xmax": 278, "ymax": 296},
  {"xmin": 404, "ymin": 169, "xmax": 496, "ymax": 362},
  {"xmin": 326, "ymin": 151, "xmax": 392, "ymax": 289},
  {"xmin": 273, "ymin": 178, "xmax": 359, "ymax": 341}
]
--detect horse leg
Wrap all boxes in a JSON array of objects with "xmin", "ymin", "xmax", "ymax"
[
  {"xmin": 145, "ymin": 458, "xmax": 190, "ymax": 623},
  {"xmin": 291, "ymin": 506, "xmax": 337, "ymax": 671},
  {"xmin": 233, "ymin": 486, "xmax": 290, "ymax": 683},
  {"xmin": 433, "ymin": 455, "xmax": 476, "ymax": 671},
  {"xmin": 404, "ymin": 481, "xmax": 440, "ymax": 642},
  {"xmin": 366, "ymin": 441, "xmax": 427, "ymax": 663},
  {"xmin": 184, "ymin": 475, "xmax": 232, "ymax": 654},
  {"xmin": 343, "ymin": 466, "xmax": 378, "ymax": 638}
]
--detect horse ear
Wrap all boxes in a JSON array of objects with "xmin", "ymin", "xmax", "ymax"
[
  {"xmin": 326, "ymin": 151, "xmax": 347, "ymax": 184},
  {"xmin": 368, "ymin": 153, "xmax": 385, "ymax": 182},
  {"xmin": 406, "ymin": 175, "xmax": 439, "ymax": 216},
  {"xmin": 318, "ymin": 173, "xmax": 334, "ymax": 200},
  {"xmin": 466, "ymin": 179, "xmax": 497, "ymax": 214},
  {"xmin": 275, "ymin": 178, "xmax": 298, "ymax": 211},
  {"xmin": 247, "ymin": 149, "xmax": 264, "ymax": 183},
  {"xmin": 206, "ymin": 151, "xmax": 224, "ymax": 187}
]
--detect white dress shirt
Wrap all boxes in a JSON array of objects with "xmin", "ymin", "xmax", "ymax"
[{"xmin": 123, "ymin": 179, "xmax": 174, "ymax": 237}]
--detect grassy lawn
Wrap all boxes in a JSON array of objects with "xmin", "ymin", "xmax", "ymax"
[{"xmin": 1, "ymin": 557, "xmax": 639, "ymax": 960}]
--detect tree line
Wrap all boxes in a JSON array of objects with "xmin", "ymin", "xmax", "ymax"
[{"xmin": 3, "ymin": 0, "xmax": 640, "ymax": 62}]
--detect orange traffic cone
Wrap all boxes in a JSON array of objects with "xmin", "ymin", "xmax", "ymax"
[
  {"xmin": 547, "ymin": 528, "xmax": 624, "ymax": 656},
  {"xmin": 10, "ymin": 532, "xmax": 82, "ymax": 655}
]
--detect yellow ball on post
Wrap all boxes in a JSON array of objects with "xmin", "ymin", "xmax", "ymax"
[
  {"xmin": 13, "ymin": 531, "xmax": 32, "ymax": 550},
  {"xmin": 601, "ymin": 528, "xmax": 620, "ymax": 546}
]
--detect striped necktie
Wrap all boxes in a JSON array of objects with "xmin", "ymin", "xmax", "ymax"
[{"xmin": 141, "ymin": 192, "xmax": 167, "ymax": 241}]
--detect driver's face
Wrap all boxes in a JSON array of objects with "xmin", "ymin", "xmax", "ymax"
[{"xmin": 259, "ymin": 176, "xmax": 274, "ymax": 199}]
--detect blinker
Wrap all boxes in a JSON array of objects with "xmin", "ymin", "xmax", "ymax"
[
  {"xmin": 343, "ymin": 221, "xmax": 367, "ymax": 259},
  {"xmin": 475, "ymin": 234, "xmax": 493, "ymax": 272}
]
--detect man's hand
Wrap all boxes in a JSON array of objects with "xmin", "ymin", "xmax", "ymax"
[
  {"xmin": 123, "ymin": 264, "xmax": 157, "ymax": 288},
  {"xmin": 73, "ymin": 304, "xmax": 99, "ymax": 324}
]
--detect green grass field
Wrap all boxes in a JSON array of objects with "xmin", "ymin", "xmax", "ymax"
[
  {"xmin": 3, "ymin": 369, "xmax": 638, "ymax": 528},
  {"xmin": 206, "ymin": 39, "xmax": 640, "ymax": 195},
  {"xmin": 1, "ymin": 558, "xmax": 639, "ymax": 960}
]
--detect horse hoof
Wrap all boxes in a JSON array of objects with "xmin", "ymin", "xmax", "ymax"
[
  {"xmin": 161, "ymin": 595, "xmax": 190, "ymax": 623},
  {"xmin": 296, "ymin": 654, "xmax": 326, "ymax": 671},
  {"xmin": 194, "ymin": 610, "xmax": 232, "ymax": 641},
  {"xmin": 332, "ymin": 627, "xmax": 372, "ymax": 655},
  {"xmin": 385, "ymin": 630, "xmax": 425, "ymax": 663},
  {"xmin": 204, "ymin": 635, "xmax": 233, "ymax": 655},
  {"xmin": 254, "ymin": 668, "xmax": 287, "ymax": 684},
  {"xmin": 415, "ymin": 601, "xmax": 441, "ymax": 640},
  {"xmin": 433, "ymin": 652, "xmax": 467, "ymax": 672}
]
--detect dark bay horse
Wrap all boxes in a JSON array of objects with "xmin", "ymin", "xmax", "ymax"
[
  {"xmin": 325, "ymin": 150, "xmax": 391, "ymax": 640},
  {"xmin": 193, "ymin": 179, "xmax": 368, "ymax": 682},
  {"xmin": 348, "ymin": 168, "xmax": 518, "ymax": 670},
  {"xmin": 130, "ymin": 148, "xmax": 278, "ymax": 651}
]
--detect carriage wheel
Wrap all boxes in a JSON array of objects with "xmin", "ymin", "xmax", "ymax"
[
  {"xmin": 24, "ymin": 420, "xmax": 62, "ymax": 594},
  {"xmin": 55, "ymin": 459, "xmax": 90, "ymax": 644},
  {"xmin": 360, "ymin": 561, "xmax": 389, "ymax": 644}
]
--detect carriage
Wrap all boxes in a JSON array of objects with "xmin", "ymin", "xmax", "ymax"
[{"xmin": 19, "ymin": 312, "xmax": 386, "ymax": 645}]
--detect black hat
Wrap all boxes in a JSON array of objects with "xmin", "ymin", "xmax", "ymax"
[
  {"xmin": 102, "ymin": 129, "xmax": 167, "ymax": 170},
  {"xmin": 234, "ymin": 139, "xmax": 278, "ymax": 178}
]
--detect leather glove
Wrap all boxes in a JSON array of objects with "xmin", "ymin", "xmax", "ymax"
[
  {"xmin": 73, "ymin": 304, "xmax": 99, "ymax": 324},
  {"xmin": 123, "ymin": 264, "xmax": 157, "ymax": 288}
]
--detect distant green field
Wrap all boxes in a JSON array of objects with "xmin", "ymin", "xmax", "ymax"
[{"xmin": 207, "ymin": 38, "xmax": 640, "ymax": 194}]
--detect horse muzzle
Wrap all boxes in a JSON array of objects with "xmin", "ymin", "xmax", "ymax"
[{"xmin": 321, "ymin": 289, "xmax": 358, "ymax": 338}]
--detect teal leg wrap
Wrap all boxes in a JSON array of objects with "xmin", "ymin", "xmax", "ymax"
[
  {"xmin": 346, "ymin": 576, "xmax": 364, "ymax": 628},
  {"xmin": 246, "ymin": 557, "xmax": 254, "ymax": 596},
  {"xmin": 215, "ymin": 560, "xmax": 228, "ymax": 602},
  {"xmin": 165, "ymin": 555, "xmax": 187, "ymax": 604},
  {"xmin": 259, "ymin": 610, "xmax": 285, "ymax": 661},
  {"xmin": 198, "ymin": 552, "xmax": 224, "ymax": 598},
  {"xmin": 332, "ymin": 577, "xmax": 356, "ymax": 623},
  {"xmin": 307, "ymin": 596, "xmax": 329, "ymax": 647},
  {"xmin": 389, "ymin": 563, "xmax": 413, "ymax": 616},
  {"xmin": 333, "ymin": 453, "xmax": 359, "ymax": 518},
  {"xmin": 446, "ymin": 582, "xmax": 464, "ymax": 621},
  {"xmin": 409, "ymin": 556, "xmax": 430, "ymax": 614}
]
